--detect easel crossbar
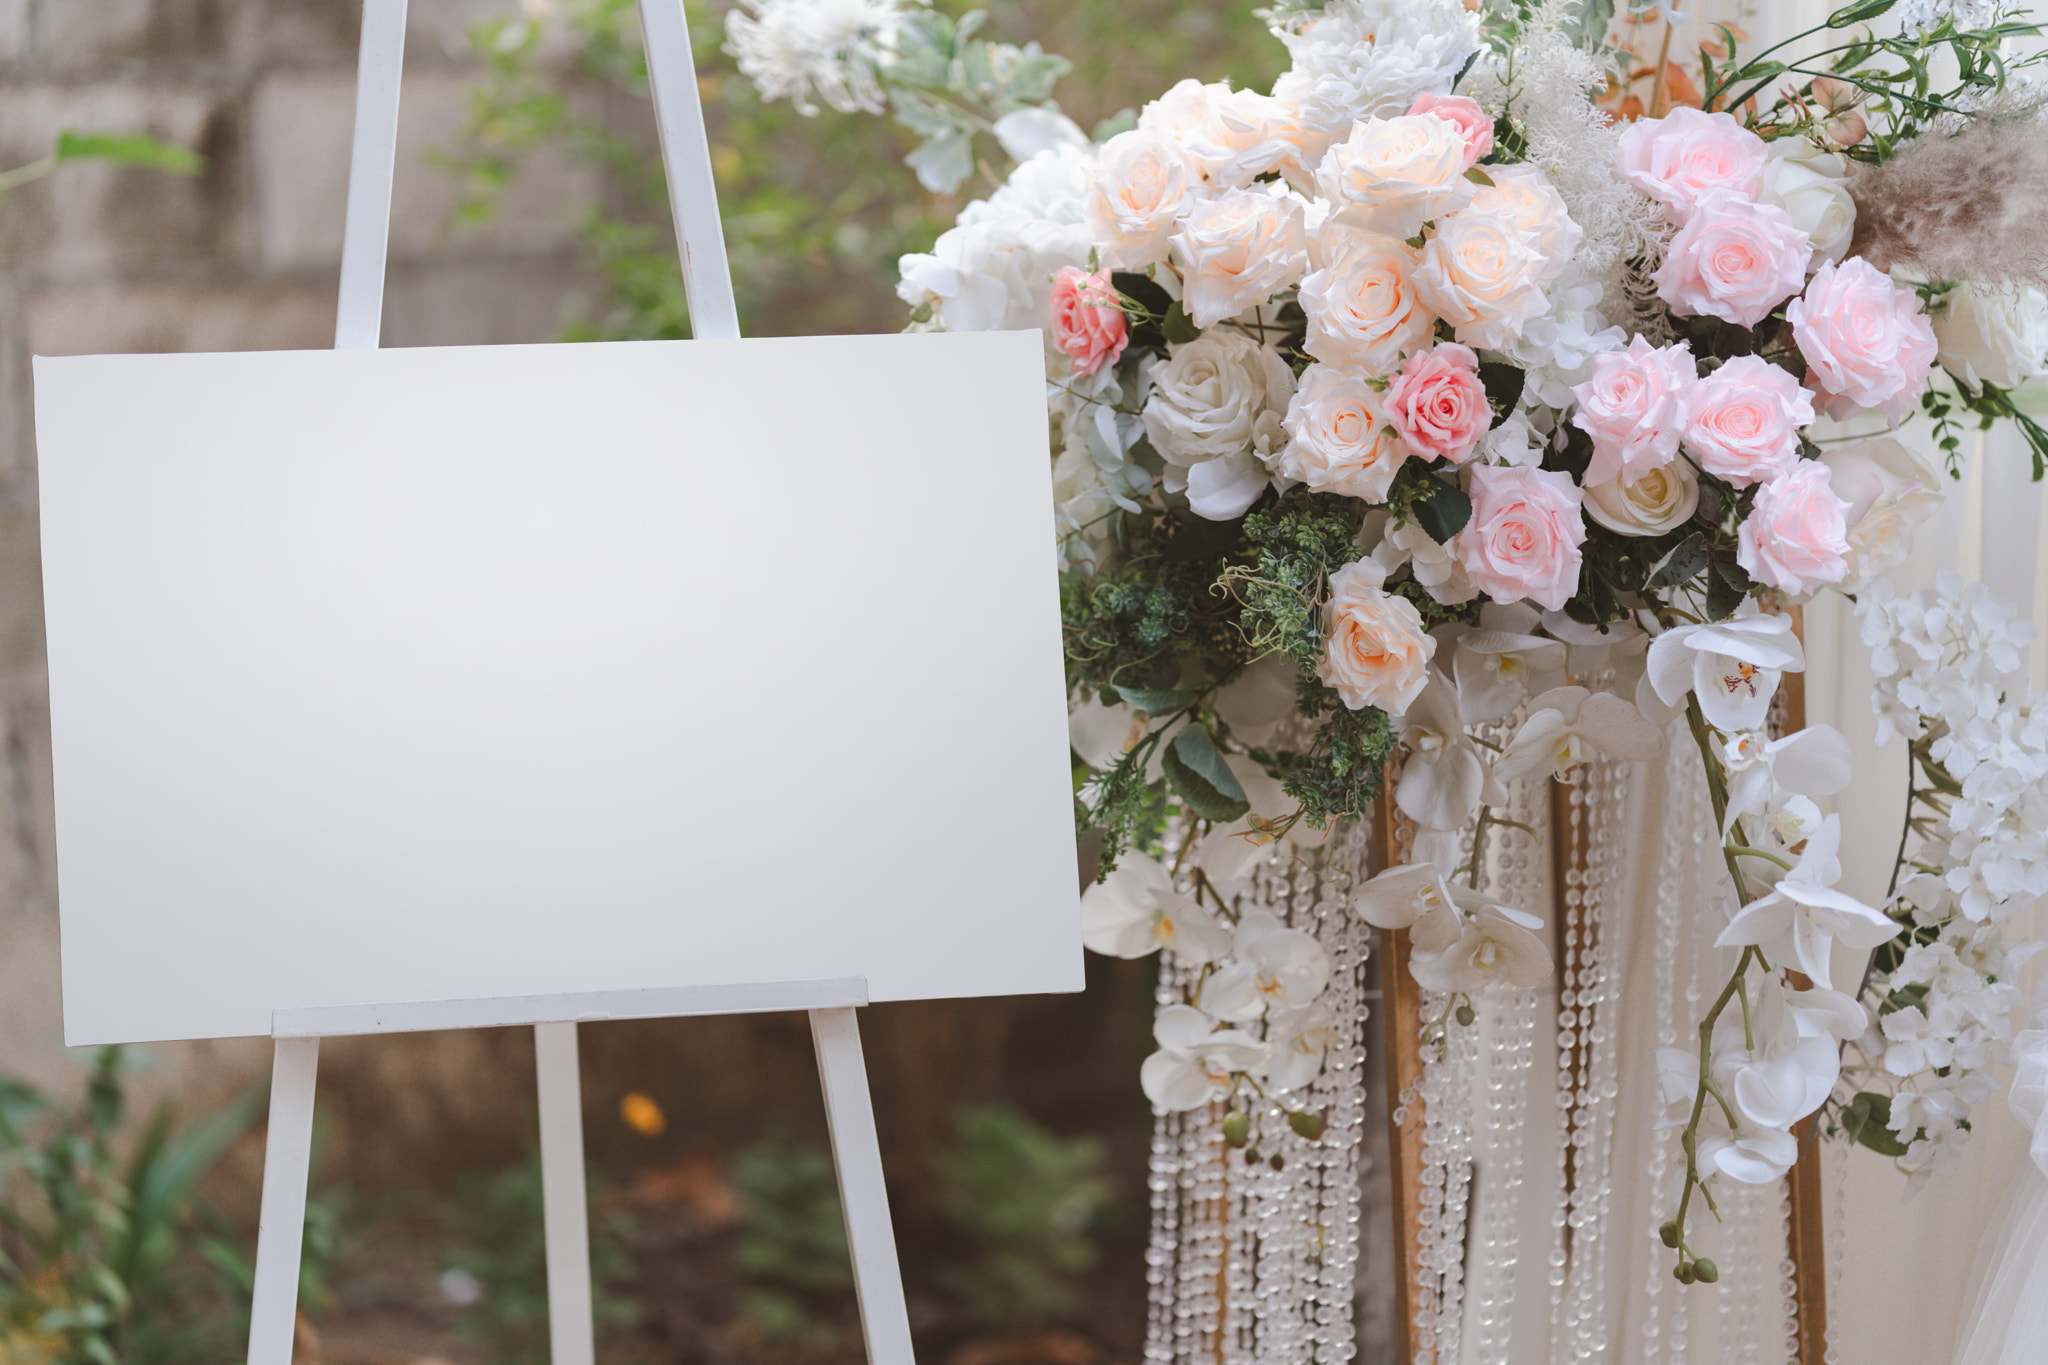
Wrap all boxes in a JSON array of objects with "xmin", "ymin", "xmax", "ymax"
[{"xmin": 272, "ymin": 977, "xmax": 869, "ymax": 1038}]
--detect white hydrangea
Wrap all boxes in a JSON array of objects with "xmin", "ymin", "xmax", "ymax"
[
  {"xmin": 1497, "ymin": 268, "xmax": 1629, "ymax": 408},
  {"xmin": 724, "ymin": 0, "xmax": 921, "ymax": 116},
  {"xmin": 896, "ymin": 144, "xmax": 1095, "ymax": 335},
  {"xmin": 1268, "ymin": 0, "xmax": 1481, "ymax": 162}
]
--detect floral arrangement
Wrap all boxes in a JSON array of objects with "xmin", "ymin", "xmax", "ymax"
[{"xmin": 724, "ymin": 0, "xmax": 2048, "ymax": 1289}]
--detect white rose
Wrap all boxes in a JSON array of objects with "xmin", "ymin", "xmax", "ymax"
[
  {"xmin": 902, "ymin": 146, "xmax": 1092, "ymax": 335},
  {"xmin": 1142, "ymin": 332, "xmax": 1296, "ymax": 520},
  {"xmin": 1085, "ymin": 130, "xmax": 1196, "ymax": 270},
  {"xmin": 1298, "ymin": 228, "xmax": 1435, "ymax": 374},
  {"xmin": 1933, "ymin": 280, "xmax": 2048, "ymax": 394},
  {"xmin": 1413, "ymin": 208, "xmax": 1551, "ymax": 350},
  {"xmin": 1366, "ymin": 512, "xmax": 1477, "ymax": 604},
  {"xmin": 1169, "ymin": 186, "xmax": 1309, "ymax": 327},
  {"xmin": 1820, "ymin": 437, "xmax": 1944, "ymax": 592},
  {"xmin": 1202, "ymin": 87, "xmax": 1308, "ymax": 191},
  {"xmin": 1582, "ymin": 460, "xmax": 1700, "ymax": 536},
  {"xmin": 1755, "ymin": 140, "xmax": 1855, "ymax": 269},
  {"xmin": 1316, "ymin": 113, "xmax": 1473, "ymax": 239},
  {"xmin": 1467, "ymin": 165, "xmax": 1581, "ymax": 284},
  {"xmin": 1278, "ymin": 364, "xmax": 1411, "ymax": 501}
]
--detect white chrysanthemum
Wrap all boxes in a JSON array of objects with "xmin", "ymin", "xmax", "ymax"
[
  {"xmin": 724, "ymin": 0, "xmax": 920, "ymax": 116},
  {"xmin": 1268, "ymin": 0, "xmax": 1480, "ymax": 163},
  {"xmin": 896, "ymin": 145, "xmax": 1094, "ymax": 335}
]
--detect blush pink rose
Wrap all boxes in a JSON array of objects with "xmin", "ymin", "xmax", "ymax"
[
  {"xmin": 1453, "ymin": 464, "xmax": 1587, "ymax": 612},
  {"xmin": 1736, "ymin": 461, "xmax": 1852, "ymax": 594},
  {"xmin": 1570, "ymin": 335, "xmax": 1698, "ymax": 486},
  {"xmin": 1408, "ymin": 92, "xmax": 1494, "ymax": 169},
  {"xmin": 1049, "ymin": 266, "xmax": 1130, "ymax": 376},
  {"xmin": 1787, "ymin": 257, "xmax": 1939, "ymax": 422},
  {"xmin": 1652, "ymin": 196, "xmax": 1811, "ymax": 329},
  {"xmin": 1685, "ymin": 355, "xmax": 1815, "ymax": 487},
  {"xmin": 1385, "ymin": 342, "xmax": 1491, "ymax": 464},
  {"xmin": 1616, "ymin": 106, "xmax": 1767, "ymax": 222}
]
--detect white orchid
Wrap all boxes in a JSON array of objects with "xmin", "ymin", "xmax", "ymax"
[
  {"xmin": 1443, "ymin": 604, "xmax": 1567, "ymax": 723},
  {"xmin": 1410, "ymin": 900, "xmax": 1554, "ymax": 992},
  {"xmin": 1721, "ymin": 723, "xmax": 1854, "ymax": 841},
  {"xmin": 1140, "ymin": 1005, "xmax": 1268, "ymax": 1111},
  {"xmin": 1695, "ymin": 1123, "xmax": 1800, "ymax": 1185},
  {"xmin": 1392, "ymin": 668, "xmax": 1503, "ymax": 833},
  {"xmin": 1081, "ymin": 854, "xmax": 1233, "ymax": 963},
  {"xmin": 1717, "ymin": 816, "xmax": 1899, "ymax": 983},
  {"xmin": 1710, "ymin": 974, "xmax": 1859, "ymax": 1132},
  {"xmin": 1197, "ymin": 910, "xmax": 1332, "ymax": 1020},
  {"xmin": 1350, "ymin": 862, "xmax": 1464, "ymax": 952},
  {"xmin": 1264, "ymin": 1002, "xmax": 1336, "ymax": 1092},
  {"xmin": 1656, "ymin": 1047, "xmax": 1697, "ymax": 1130},
  {"xmin": 1494, "ymin": 686, "xmax": 1664, "ymax": 784},
  {"xmin": 1646, "ymin": 612, "xmax": 1806, "ymax": 733}
]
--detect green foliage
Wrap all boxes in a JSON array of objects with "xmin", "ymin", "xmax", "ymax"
[
  {"xmin": 0, "ymin": 129, "xmax": 202, "ymax": 198},
  {"xmin": 1842, "ymin": 1091, "xmax": 1912, "ymax": 1157},
  {"xmin": 930, "ymin": 1105, "xmax": 1111, "ymax": 1330},
  {"xmin": 1278, "ymin": 685, "xmax": 1397, "ymax": 830},
  {"xmin": 1228, "ymin": 492, "xmax": 1366, "ymax": 674},
  {"xmin": 1161, "ymin": 725, "xmax": 1251, "ymax": 823},
  {"xmin": 443, "ymin": 1156, "xmax": 638, "ymax": 1363},
  {"xmin": 1061, "ymin": 517, "xmax": 1248, "ymax": 695},
  {"xmin": 0, "ymin": 1048, "xmax": 284, "ymax": 1365},
  {"xmin": 730, "ymin": 1138, "xmax": 853, "ymax": 1341},
  {"xmin": 885, "ymin": 8, "xmax": 1072, "ymax": 193}
]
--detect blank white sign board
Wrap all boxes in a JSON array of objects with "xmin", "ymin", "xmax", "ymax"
[{"xmin": 35, "ymin": 330, "xmax": 1080, "ymax": 1047}]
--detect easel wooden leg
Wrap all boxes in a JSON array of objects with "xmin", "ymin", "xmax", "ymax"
[
  {"xmin": 247, "ymin": 1037, "xmax": 320, "ymax": 1365},
  {"xmin": 535, "ymin": 1021, "xmax": 597, "ymax": 1365},
  {"xmin": 810, "ymin": 1006, "xmax": 916, "ymax": 1365}
]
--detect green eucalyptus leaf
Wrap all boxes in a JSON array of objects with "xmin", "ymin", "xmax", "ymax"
[
  {"xmin": 1827, "ymin": 0, "xmax": 1898, "ymax": 26},
  {"xmin": 1463, "ymin": 166, "xmax": 1495, "ymax": 186},
  {"xmin": 1108, "ymin": 685, "xmax": 1196, "ymax": 716},
  {"xmin": 1846, "ymin": 1092, "xmax": 1912, "ymax": 1156},
  {"xmin": 1162, "ymin": 300, "xmax": 1201, "ymax": 346},
  {"xmin": 1162, "ymin": 727, "xmax": 1250, "ymax": 823},
  {"xmin": 1413, "ymin": 480, "xmax": 1473, "ymax": 545}
]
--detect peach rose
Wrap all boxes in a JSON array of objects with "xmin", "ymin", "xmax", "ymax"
[
  {"xmin": 1049, "ymin": 267, "xmax": 1130, "ymax": 377},
  {"xmin": 1413, "ymin": 207, "xmax": 1550, "ymax": 350},
  {"xmin": 1653, "ymin": 196, "xmax": 1811, "ymax": 329},
  {"xmin": 1583, "ymin": 460, "xmax": 1700, "ymax": 537},
  {"xmin": 1570, "ymin": 335, "xmax": 1697, "ymax": 486},
  {"xmin": 1169, "ymin": 187, "xmax": 1309, "ymax": 327},
  {"xmin": 1684, "ymin": 355, "xmax": 1814, "ymax": 487},
  {"xmin": 1454, "ymin": 464, "xmax": 1587, "ymax": 612},
  {"xmin": 1084, "ymin": 129, "xmax": 1196, "ymax": 270},
  {"xmin": 1319, "ymin": 557, "xmax": 1437, "ymax": 714},
  {"xmin": 1385, "ymin": 342, "xmax": 1490, "ymax": 464},
  {"xmin": 1736, "ymin": 461, "xmax": 1851, "ymax": 594},
  {"xmin": 1787, "ymin": 257, "xmax": 1938, "ymax": 422},
  {"xmin": 1408, "ymin": 92, "xmax": 1493, "ymax": 168},
  {"xmin": 1616, "ymin": 106, "xmax": 1767, "ymax": 222},
  {"xmin": 1316, "ymin": 112, "xmax": 1474, "ymax": 239},
  {"xmin": 1466, "ymin": 164, "xmax": 1581, "ymax": 283},
  {"xmin": 1298, "ymin": 229, "xmax": 1435, "ymax": 374},
  {"xmin": 1279, "ymin": 364, "xmax": 1411, "ymax": 501}
]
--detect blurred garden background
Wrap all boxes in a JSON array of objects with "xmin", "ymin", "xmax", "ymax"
[{"xmin": 0, "ymin": 3, "xmax": 1408, "ymax": 1362}]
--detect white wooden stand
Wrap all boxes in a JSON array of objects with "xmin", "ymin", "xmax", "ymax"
[{"xmin": 242, "ymin": 4, "xmax": 914, "ymax": 1362}]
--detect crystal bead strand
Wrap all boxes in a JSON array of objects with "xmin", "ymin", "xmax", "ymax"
[
  {"xmin": 1547, "ymin": 775, "xmax": 1587, "ymax": 1351},
  {"xmin": 1641, "ymin": 737, "xmax": 1692, "ymax": 1362},
  {"xmin": 1823, "ymin": 1121, "xmax": 1848, "ymax": 1365},
  {"xmin": 1566, "ymin": 755, "xmax": 1628, "ymax": 1362}
]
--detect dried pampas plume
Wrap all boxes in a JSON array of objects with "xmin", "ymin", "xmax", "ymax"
[{"xmin": 1848, "ymin": 102, "xmax": 2048, "ymax": 288}]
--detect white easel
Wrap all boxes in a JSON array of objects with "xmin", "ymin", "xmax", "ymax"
[{"xmin": 242, "ymin": 4, "xmax": 915, "ymax": 1363}]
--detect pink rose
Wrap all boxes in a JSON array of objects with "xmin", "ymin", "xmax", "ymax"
[
  {"xmin": 1408, "ymin": 92, "xmax": 1493, "ymax": 169},
  {"xmin": 1652, "ymin": 196, "xmax": 1810, "ymax": 329},
  {"xmin": 1049, "ymin": 267, "xmax": 1130, "ymax": 377},
  {"xmin": 1570, "ymin": 335, "xmax": 1698, "ymax": 486},
  {"xmin": 1736, "ymin": 461, "xmax": 1852, "ymax": 594},
  {"xmin": 1385, "ymin": 342, "xmax": 1491, "ymax": 464},
  {"xmin": 1454, "ymin": 464, "xmax": 1587, "ymax": 612},
  {"xmin": 1787, "ymin": 257, "xmax": 1938, "ymax": 422},
  {"xmin": 1685, "ymin": 355, "xmax": 1815, "ymax": 487},
  {"xmin": 1616, "ymin": 106, "xmax": 1767, "ymax": 222}
]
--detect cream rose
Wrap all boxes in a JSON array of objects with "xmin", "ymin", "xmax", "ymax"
[
  {"xmin": 1319, "ymin": 556, "xmax": 1437, "ymax": 714},
  {"xmin": 1084, "ymin": 130, "xmax": 1196, "ymax": 270},
  {"xmin": 1413, "ymin": 208, "xmax": 1551, "ymax": 350},
  {"xmin": 1316, "ymin": 112, "xmax": 1474, "ymax": 239},
  {"xmin": 1279, "ymin": 364, "xmax": 1412, "ymax": 501},
  {"xmin": 1820, "ymin": 437, "xmax": 1944, "ymax": 592},
  {"xmin": 1169, "ymin": 187, "xmax": 1309, "ymax": 327},
  {"xmin": 1298, "ymin": 229, "xmax": 1435, "ymax": 374},
  {"xmin": 1466, "ymin": 164, "xmax": 1581, "ymax": 284},
  {"xmin": 1142, "ymin": 332, "xmax": 1295, "ymax": 520},
  {"xmin": 1583, "ymin": 460, "xmax": 1700, "ymax": 537},
  {"xmin": 1933, "ymin": 280, "xmax": 2048, "ymax": 395},
  {"xmin": 1755, "ymin": 140, "xmax": 1855, "ymax": 269},
  {"xmin": 1736, "ymin": 461, "xmax": 1851, "ymax": 595}
]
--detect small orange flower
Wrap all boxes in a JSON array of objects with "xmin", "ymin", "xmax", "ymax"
[{"xmin": 620, "ymin": 1092, "xmax": 666, "ymax": 1137}]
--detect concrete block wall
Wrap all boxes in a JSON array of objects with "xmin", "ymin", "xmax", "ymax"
[{"xmin": 0, "ymin": 0, "xmax": 611, "ymax": 1182}]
